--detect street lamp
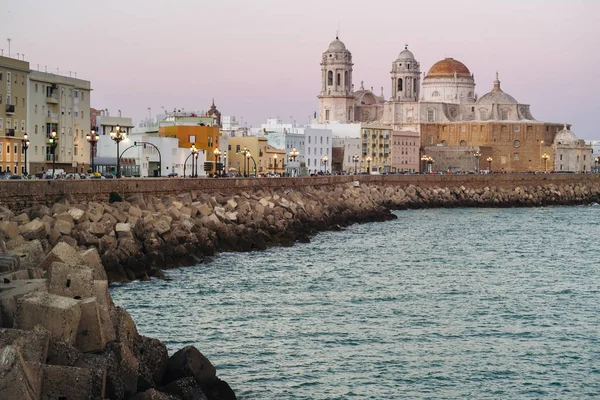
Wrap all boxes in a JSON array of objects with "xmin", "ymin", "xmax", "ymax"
[
  {"xmin": 48, "ymin": 130, "xmax": 58, "ymax": 179},
  {"xmin": 110, "ymin": 124, "xmax": 126, "ymax": 177},
  {"xmin": 352, "ymin": 154, "xmax": 359, "ymax": 174},
  {"xmin": 22, "ymin": 134, "xmax": 30, "ymax": 176},
  {"xmin": 246, "ymin": 151, "xmax": 252, "ymax": 177},
  {"xmin": 322, "ymin": 155, "xmax": 329, "ymax": 173},
  {"xmin": 487, "ymin": 157, "xmax": 493, "ymax": 173},
  {"xmin": 190, "ymin": 144, "xmax": 198, "ymax": 177},
  {"xmin": 366, "ymin": 156, "xmax": 372, "ymax": 174},
  {"xmin": 273, "ymin": 154, "xmax": 278, "ymax": 174},
  {"xmin": 542, "ymin": 152, "xmax": 549, "ymax": 173},
  {"xmin": 214, "ymin": 148, "xmax": 221, "ymax": 176},
  {"xmin": 595, "ymin": 156, "xmax": 600, "ymax": 173},
  {"xmin": 223, "ymin": 154, "xmax": 227, "ymax": 176},
  {"xmin": 241, "ymin": 146, "xmax": 249, "ymax": 177},
  {"xmin": 86, "ymin": 129, "xmax": 99, "ymax": 174},
  {"xmin": 473, "ymin": 151, "xmax": 481, "ymax": 173}
]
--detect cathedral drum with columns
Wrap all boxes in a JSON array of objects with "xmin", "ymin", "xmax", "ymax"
[{"xmin": 316, "ymin": 37, "xmax": 592, "ymax": 173}]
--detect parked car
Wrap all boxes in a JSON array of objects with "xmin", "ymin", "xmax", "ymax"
[{"xmin": 167, "ymin": 172, "xmax": 178, "ymax": 178}]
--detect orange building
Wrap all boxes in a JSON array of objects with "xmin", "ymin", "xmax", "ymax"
[{"xmin": 159, "ymin": 125, "xmax": 220, "ymax": 169}]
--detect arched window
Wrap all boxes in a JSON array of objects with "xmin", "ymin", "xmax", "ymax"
[
  {"xmin": 460, "ymin": 140, "xmax": 467, "ymax": 147},
  {"xmin": 427, "ymin": 109, "xmax": 434, "ymax": 122},
  {"xmin": 397, "ymin": 78, "xmax": 403, "ymax": 92},
  {"xmin": 432, "ymin": 91, "xmax": 440, "ymax": 97},
  {"xmin": 327, "ymin": 71, "xmax": 333, "ymax": 86},
  {"xmin": 468, "ymin": 92, "xmax": 473, "ymax": 99},
  {"xmin": 480, "ymin": 109, "xmax": 487, "ymax": 120},
  {"xmin": 336, "ymin": 73, "xmax": 341, "ymax": 86},
  {"xmin": 344, "ymin": 72, "xmax": 349, "ymax": 87},
  {"xmin": 441, "ymin": 140, "xmax": 447, "ymax": 146},
  {"xmin": 500, "ymin": 110, "xmax": 508, "ymax": 120}
]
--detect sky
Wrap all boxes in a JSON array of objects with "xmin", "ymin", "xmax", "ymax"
[{"xmin": 2, "ymin": 0, "xmax": 599, "ymax": 138}]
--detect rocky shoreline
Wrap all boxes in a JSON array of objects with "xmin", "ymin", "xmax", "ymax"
[
  {"xmin": 2, "ymin": 179, "xmax": 600, "ymax": 399},
  {"xmin": 2, "ymin": 180, "xmax": 600, "ymax": 283}
]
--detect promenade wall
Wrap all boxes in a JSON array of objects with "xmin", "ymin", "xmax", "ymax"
[{"xmin": 1, "ymin": 174, "xmax": 599, "ymax": 211}]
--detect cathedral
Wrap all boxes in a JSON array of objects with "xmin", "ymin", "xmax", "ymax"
[{"xmin": 317, "ymin": 37, "xmax": 592, "ymax": 173}]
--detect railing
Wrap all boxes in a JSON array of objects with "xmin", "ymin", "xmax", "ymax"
[
  {"xmin": 5, "ymin": 129, "xmax": 15, "ymax": 137},
  {"xmin": 46, "ymin": 93, "xmax": 59, "ymax": 103}
]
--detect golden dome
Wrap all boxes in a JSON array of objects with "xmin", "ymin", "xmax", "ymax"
[{"xmin": 426, "ymin": 58, "xmax": 471, "ymax": 78}]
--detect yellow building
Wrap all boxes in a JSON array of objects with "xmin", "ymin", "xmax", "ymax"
[
  {"xmin": 361, "ymin": 123, "xmax": 392, "ymax": 173},
  {"xmin": 0, "ymin": 56, "xmax": 30, "ymax": 175},
  {"xmin": 226, "ymin": 136, "xmax": 284, "ymax": 176}
]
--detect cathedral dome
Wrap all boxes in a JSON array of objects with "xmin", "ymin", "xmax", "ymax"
[
  {"xmin": 327, "ymin": 38, "xmax": 347, "ymax": 52},
  {"xmin": 554, "ymin": 125, "xmax": 578, "ymax": 145},
  {"xmin": 477, "ymin": 73, "xmax": 518, "ymax": 105},
  {"xmin": 426, "ymin": 58, "xmax": 471, "ymax": 78}
]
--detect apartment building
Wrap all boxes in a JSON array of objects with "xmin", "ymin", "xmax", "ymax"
[
  {"xmin": 28, "ymin": 71, "xmax": 91, "ymax": 174},
  {"xmin": 0, "ymin": 56, "xmax": 29, "ymax": 174}
]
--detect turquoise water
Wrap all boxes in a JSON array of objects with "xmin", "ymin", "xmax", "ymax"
[{"xmin": 111, "ymin": 206, "xmax": 600, "ymax": 399}]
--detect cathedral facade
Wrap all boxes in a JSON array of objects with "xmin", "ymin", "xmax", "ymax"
[{"xmin": 317, "ymin": 38, "xmax": 590, "ymax": 172}]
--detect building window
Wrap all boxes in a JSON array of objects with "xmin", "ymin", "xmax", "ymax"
[
  {"xmin": 428, "ymin": 135, "xmax": 433, "ymax": 145},
  {"xmin": 560, "ymin": 154, "xmax": 563, "ymax": 161},
  {"xmin": 21, "ymin": 120, "xmax": 25, "ymax": 131},
  {"xmin": 325, "ymin": 110, "xmax": 329, "ymax": 121},
  {"xmin": 74, "ymin": 110, "xmax": 79, "ymax": 118},
  {"xmin": 336, "ymin": 73, "xmax": 341, "ymax": 86},
  {"xmin": 398, "ymin": 79, "xmax": 403, "ymax": 92},
  {"xmin": 189, "ymin": 135, "xmax": 196, "ymax": 143},
  {"xmin": 514, "ymin": 153, "xmax": 519, "ymax": 160},
  {"xmin": 35, "ymin": 83, "xmax": 38, "ymax": 93},
  {"xmin": 432, "ymin": 91, "xmax": 439, "ymax": 97},
  {"xmin": 460, "ymin": 140, "xmax": 467, "ymax": 147},
  {"xmin": 82, "ymin": 92, "xmax": 85, "ymax": 101},
  {"xmin": 461, "ymin": 126, "xmax": 466, "ymax": 132},
  {"xmin": 501, "ymin": 110, "xmax": 508, "ymax": 120},
  {"xmin": 427, "ymin": 109, "xmax": 434, "ymax": 122},
  {"xmin": 0, "ymin": 118, "xmax": 2, "ymax": 130},
  {"xmin": 327, "ymin": 71, "xmax": 333, "ymax": 86},
  {"xmin": 514, "ymin": 140, "xmax": 520, "ymax": 148},
  {"xmin": 480, "ymin": 110, "xmax": 487, "ymax": 120},
  {"xmin": 74, "ymin": 89, "xmax": 78, "ymax": 98}
]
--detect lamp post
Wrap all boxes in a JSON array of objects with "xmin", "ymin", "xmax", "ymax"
[
  {"xmin": 214, "ymin": 148, "xmax": 221, "ymax": 176},
  {"xmin": 474, "ymin": 151, "xmax": 481, "ymax": 173},
  {"xmin": 48, "ymin": 130, "xmax": 58, "ymax": 178},
  {"xmin": 190, "ymin": 144, "xmax": 198, "ymax": 177},
  {"xmin": 273, "ymin": 154, "xmax": 278, "ymax": 175},
  {"xmin": 352, "ymin": 154, "xmax": 359, "ymax": 174},
  {"xmin": 487, "ymin": 157, "xmax": 493, "ymax": 173},
  {"xmin": 289, "ymin": 147, "xmax": 299, "ymax": 177},
  {"xmin": 542, "ymin": 152, "xmax": 549, "ymax": 173},
  {"xmin": 246, "ymin": 151, "xmax": 252, "ymax": 177},
  {"xmin": 110, "ymin": 124, "xmax": 126, "ymax": 177},
  {"xmin": 22, "ymin": 134, "xmax": 30, "ymax": 176},
  {"xmin": 595, "ymin": 156, "xmax": 600, "ymax": 173},
  {"xmin": 366, "ymin": 156, "xmax": 372, "ymax": 174},
  {"xmin": 322, "ymin": 155, "xmax": 328, "ymax": 173},
  {"xmin": 86, "ymin": 129, "xmax": 99, "ymax": 174},
  {"xmin": 420, "ymin": 155, "xmax": 429, "ymax": 173},
  {"xmin": 223, "ymin": 154, "xmax": 227, "ymax": 176},
  {"xmin": 241, "ymin": 146, "xmax": 248, "ymax": 177}
]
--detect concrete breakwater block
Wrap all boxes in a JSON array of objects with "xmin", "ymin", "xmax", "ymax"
[{"xmin": 16, "ymin": 292, "xmax": 82, "ymax": 345}]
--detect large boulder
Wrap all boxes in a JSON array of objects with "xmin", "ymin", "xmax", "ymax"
[
  {"xmin": 134, "ymin": 335, "xmax": 169, "ymax": 392},
  {"xmin": 19, "ymin": 219, "xmax": 46, "ymax": 240},
  {"xmin": 104, "ymin": 342, "xmax": 140, "ymax": 400},
  {"xmin": 0, "ymin": 221, "xmax": 19, "ymax": 240},
  {"xmin": 39, "ymin": 242, "xmax": 84, "ymax": 271},
  {"xmin": 162, "ymin": 346, "xmax": 216, "ymax": 386}
]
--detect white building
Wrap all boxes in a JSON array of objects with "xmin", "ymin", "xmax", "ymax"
[
  {"xmin": 94, "ymin": 133, "xmax": 207, "ymax": 177},
  {"xmin": 304, "ymin": 127, "xmax": 332, "ymax": 173},
  {"xmin": 27, "ymin": 71, "xmax": 91, "ymax": 175},
  {"xmin": 333, "ymin": 137, "xmax": 361, "ymax": 172}
]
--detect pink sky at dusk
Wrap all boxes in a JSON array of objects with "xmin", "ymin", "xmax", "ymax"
[{"xmin": 3, "ymin": 0, "xmax": 599, "ymax": 138}]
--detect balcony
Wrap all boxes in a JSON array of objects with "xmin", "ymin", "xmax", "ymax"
[
  {"xmin": 46, "ymin": 93, "xmax": 59, "ymax": 104},
  {"xmin": 5, "ymin": 129, "xmax": 15, "ymax": 137},
  {"xmin": 46, "ymin": 113, "xmax": 59, "ymax": 124},
  {"xmin": 5, "ymin": 104, "xmax": 15, "ymax": 114}
]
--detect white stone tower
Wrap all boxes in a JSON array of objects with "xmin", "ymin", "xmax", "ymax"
[
  {"xmin": 390, "ymin": 45, "xmax": 421, "ymax": 102},
  {"xmin": 317, "ymin": 37, "xmax": 355, "ymax": 123}
]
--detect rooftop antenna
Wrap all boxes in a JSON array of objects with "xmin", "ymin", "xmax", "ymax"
[
  {"xmin": 7, "ymin": 38, "xmax": 11, "ymax": 58},
  {"xmin": 0, "ymin": 49, "xmax": 3, "ymax": 56},
  {"xmin": 337, "ymin": 21, "xmax": 340, "ymax": 39},
  {"xmin": 16, "ymin": 53, "xmax": 19, "ymax": 59}
]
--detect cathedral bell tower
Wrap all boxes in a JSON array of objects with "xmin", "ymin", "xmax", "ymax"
[
  {"xmin": 317, "ymin": 37, "xmax": 355, "ymax": 123},
  {"xmin": 390, "ymin": 45, "xmax": 420, "ymax": 102}
]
